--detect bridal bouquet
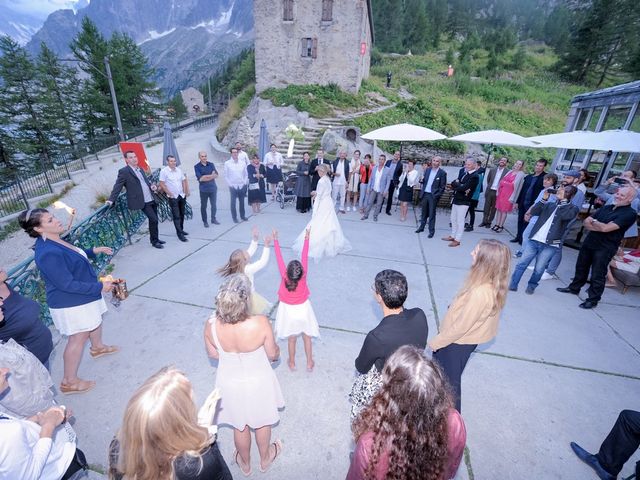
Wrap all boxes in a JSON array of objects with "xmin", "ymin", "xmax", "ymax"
[{"xmin": 285, "ymin": 124, "xmax": 305, "ymax": 157}]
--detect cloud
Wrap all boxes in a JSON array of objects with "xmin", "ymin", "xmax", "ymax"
[{"xmin": 0, "ymin": 0, "xmax": 84, "ymax": 20}]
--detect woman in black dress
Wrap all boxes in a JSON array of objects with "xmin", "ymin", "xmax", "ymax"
[
  {"xmin": 247, "ymin": 154, "xmax": 267, "ymax": 214},
  {"xmin": 295, "ymin": 152, "xmax": 312, "ymax": 213},
  {"xmin": 397, "ymin": 160, "xmax": 419, "ymax": 221}
]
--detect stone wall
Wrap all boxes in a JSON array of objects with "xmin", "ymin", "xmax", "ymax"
[
  {"xmin": 254, "ymin": 0, "xmax": 372, "ymax": 93},
  {"xmin": 181, "ymin": 87, "xmax": 204, "ymax": 115}
]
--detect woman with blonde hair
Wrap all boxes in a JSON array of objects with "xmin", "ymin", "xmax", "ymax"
[
  {"xmin": 429, "ymin": 238, "xmax": 511, "ymax": 412},
  {"xmin": 204, "ymin": 273, "xmax": 284, "ymax": 476},
  {"xmin": 108, "ymin": 366, "xmax": 231, "ymax": 480},
  {"xmin": 347, "ymin": 345, "xmax": 466, "ymax": 480},
  {"xmin": 218, "ymin": 226, "xmax": 272, "ymax": 314}
]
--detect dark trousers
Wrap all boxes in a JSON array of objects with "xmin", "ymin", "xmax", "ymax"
[
  {"xmin": 466, "ymin": 199, "xmax": 479, "ymax": 226},
  {"xmin": 229, "ymin": 186, "xmax": 247, "ymax": 221},
  {"xmin": 568, "ymin": 244, "xmax": 615, "ymax": 303},
  {"xmin": 141, "ymin": 201, "xmax": 159, "ymax": 244},
  {"xmin": 168, "ymin": 196, "xmax": 186, "ymax": 234},
  {"xmin": 515, "ymin": 201, "xmax": 531, "ymax": 242},
  {"xmin": 596, "ymin": 410, "xmax": 640, "ymax": 476},
  {"xmin": 418, "ymin": 193, "xmax": 439, "ymax": 234},
  {"xmin": 385, "ymin": 182, "xmax": 396, "ymax": 213},
  {"xmin": 200, "ymin": 189, "xmax": 217, "ymax": 223},
  {"xmin": 432, "ymin": 343, "xmax": 477, "ymax": 412},
  {"xmin": 482, "ymin": 189, "xmax": 498, "ymax": 225}
]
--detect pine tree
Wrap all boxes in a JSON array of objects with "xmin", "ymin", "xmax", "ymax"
[
  {"xmin": 36, "ymin": 42, "xmax": 80, "ymax": 152},
  {"xmin": 403, "ymin": 0, "xmax": 429, "ymax": 54},
  {"xmin": 0, "ymin": 35, "xmax": 55, "ymax": 172}
]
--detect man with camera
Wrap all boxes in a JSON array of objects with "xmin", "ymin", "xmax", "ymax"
[
  {"xmin": 509, "ymin": 185, "xmax": 579, "ymax": 294},
  {"xmin": 593, "ymin": 170, "xmax": 640, "ymax": 239},
  {"xmin": 557, "ymin": 185, "xmax": 638, "ymax": 309}
]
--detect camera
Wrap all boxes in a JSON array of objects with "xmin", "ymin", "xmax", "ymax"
[
  {"xmin": 546, "ymin": 188, "xmax": 557, "ymax": 195},
  {"xmin": 613, "ymin": 177, "xmax": 628, "ymax": 185}
]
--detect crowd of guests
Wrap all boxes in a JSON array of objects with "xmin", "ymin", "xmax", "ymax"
[{"xmin": 1, "ymin": 143, "xmax": 639, "ymax": 479}]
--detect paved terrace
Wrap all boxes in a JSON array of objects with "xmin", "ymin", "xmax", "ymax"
[{"xmin": 44, "ymin": 154, "xmax": 640, "ymax": 479}]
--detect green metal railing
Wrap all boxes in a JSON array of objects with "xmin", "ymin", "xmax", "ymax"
[{"xmin": 6, "ymin": 171, "xmax": 192, "ymax": 326}]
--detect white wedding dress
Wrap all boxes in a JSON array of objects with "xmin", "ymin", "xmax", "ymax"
[{"xmin": 292, "ymin": 175, "xmax": 352, "ymax": 260}]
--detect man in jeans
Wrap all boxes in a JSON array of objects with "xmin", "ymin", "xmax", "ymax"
[
  {"xmin": 159, "ymin": 155, "xmax": 190, "ymax": 242},
  {"xmin": 223, "ymin": 148, "xmax": 248, "ymax": 223},
  {"xmin": 361, "ymin": 155, "xmax": 391, "ymax": 222},
  {"xmin": 194, "ymin": 151, "xmax": 219, "ymax": 228},
  {"xmin": 442, "ymin": 158, "xmax": 479, "ymax": 247},
  {"xmin": 508, "ymin": 185, "xmax": 578, "ymax": 294}
]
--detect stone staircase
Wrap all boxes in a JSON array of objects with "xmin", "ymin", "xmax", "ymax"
[{"xmin": 276, "ymin": 103, "xmax": 396, "ymax": 170}]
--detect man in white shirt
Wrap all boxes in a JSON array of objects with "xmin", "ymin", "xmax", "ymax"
[
  {"xmin": 224, "ymin": 148, "xmax": 249, "ymax": 223},
  {"xmin": 235, "ymin": 142, "xmax": 250, "ymax": 166},
  {"xmin": 159, "ymin": 155, "xmax": 190, "ymax": 242},
  {"xmin": 332, "ymin": 150, "xmax": 349, "ymax": 213},
  {"xmin": 480, "ymin": 157, "xmax": 508, "ymax": 227}
]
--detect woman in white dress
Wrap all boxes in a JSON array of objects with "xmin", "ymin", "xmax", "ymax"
[
  {"xmin": 217, "ymin": 226, "xmax": 272, "ymax": 315},
  {"xmin": 293, "ymin": 164, "xmax": 352, "ymax": 260}
]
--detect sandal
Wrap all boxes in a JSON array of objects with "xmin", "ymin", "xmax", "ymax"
[
  {"xmin": 89, "ymin": 345, "xmax": 119, "ymax": 358},
  {"xmin": 60, "ymin": 379, "xmax": 96, "ymax": 395},
  {"xmin": 491, "ymin": 225, "xmax": 499, "ymax": 231},
  {"xmin": 234, "ymin": 450, "xmax": 252, "ymax": 477},
  {"xmin": 259, "ymin": 440, "xmax": 282, "ymax": 473}
]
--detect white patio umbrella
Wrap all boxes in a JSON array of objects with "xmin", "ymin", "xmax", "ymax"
[
  {"xmin": 528, "ymin": 129, "xmax": 640, "ymax": 153},
  {"xmin": 447, "ymin": 129, "xmax": 541, "ymax": 166},
  {"xmin": 361, "ymin": 123, "xmax": 446, "ymax": 141}
]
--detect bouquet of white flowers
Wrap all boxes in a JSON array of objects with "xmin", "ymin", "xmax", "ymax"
[{"xmin": 285, "ymin": 124, "xmax": 305, "ymax": 157}]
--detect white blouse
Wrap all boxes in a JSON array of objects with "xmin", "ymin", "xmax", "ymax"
[{"xmin": 244, "ymin": 240, "xmax": 270, "ymax": 292}]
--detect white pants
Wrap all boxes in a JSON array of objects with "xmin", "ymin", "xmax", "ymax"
[
  {"xmin": 450, "ymin": 204, "xmax": 469, "ymax": 241},
  {"xmin": 332, "ymin": 182, "xmax": 346, "ymax": 211}
]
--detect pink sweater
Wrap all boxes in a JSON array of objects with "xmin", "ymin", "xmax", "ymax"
[
  {"xmin": 274, "ymin": 237, "xmax": 310, "ymax": 305},
  {"xmin": 346, "ymin": 408, "xmax": 466, "ymax": 480}
]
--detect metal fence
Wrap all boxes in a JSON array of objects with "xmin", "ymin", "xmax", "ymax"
[{"xmin": 6, "ymin": 174, "xmax": 193, "ymax": 326}]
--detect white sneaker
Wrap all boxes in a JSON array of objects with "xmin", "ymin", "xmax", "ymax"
[
  {"xmin": 347, "ymin": 206, "xmax": 351, "ymax": 212},
  {"xmin": 540, "ymin": 272, "xmax": 555, "ymax": 281}
]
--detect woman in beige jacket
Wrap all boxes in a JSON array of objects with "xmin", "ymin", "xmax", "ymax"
[{"xmin": 429, "ymin": 239, "xmax": 511, "ymax": 411}]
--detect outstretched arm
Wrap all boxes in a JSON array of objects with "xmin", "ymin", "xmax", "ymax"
[
  {"xmin": 301, "ymin": 229, "xmax": 310, "ymax": 271},
  {"xmin": 273, "ymin": 231, "xmax": 286, "ymax": 276}
]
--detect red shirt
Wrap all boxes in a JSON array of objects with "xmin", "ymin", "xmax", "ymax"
[{"xmin": 274, "ymin": 237, "xmax": 310, "ymax": 305}]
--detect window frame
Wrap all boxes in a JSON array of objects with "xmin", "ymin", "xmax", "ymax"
[{"xmin": 283, "ymin": 0, "xmax": 294, "ymax": 21}]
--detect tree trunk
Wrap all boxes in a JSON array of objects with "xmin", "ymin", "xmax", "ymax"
[{"xmin": 596, "ymin": 37, "xmax": 622, "ymax": 87}]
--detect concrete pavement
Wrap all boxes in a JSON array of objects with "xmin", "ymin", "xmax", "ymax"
[{"xmin": 49, "ymin": 152, "xmax": 640, "ymax": 479}]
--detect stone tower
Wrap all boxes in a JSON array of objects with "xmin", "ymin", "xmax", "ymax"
[{"xmin": 253, "ymin": 0, "xmax": 373, "ymax": 94}]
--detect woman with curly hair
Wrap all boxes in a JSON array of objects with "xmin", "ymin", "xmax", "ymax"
[
  {"xmin": 429, "ymin": 238, "xmax": 511, "ymax": 412},
  {"xmin": 347, "ymin": 345, "xmax": 466, "ymax": 480}
]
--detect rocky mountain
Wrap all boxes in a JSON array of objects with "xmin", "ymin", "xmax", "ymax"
[
  {"xmin": 24, "ymin": 0, "xmax": 254, "ymax": 96},
  {"xmin": 0, "ymin": 9, "xmax": 43, "ymax": 45}
]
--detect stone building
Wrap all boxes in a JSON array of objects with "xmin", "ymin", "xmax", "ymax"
[
  {"xmin": 253, "ymin": 0, "xmax": 373, "ymax": 94},
  {"xmin": 551, "ymin": 80, "xmax": 640, "ymax": 184},
  {"xmin": 181, "ymin": 87, "xmax": 205, "ymax": 115}
]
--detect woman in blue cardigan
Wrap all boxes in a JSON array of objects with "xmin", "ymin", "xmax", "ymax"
[{"xmin": 19, "ymin": 208, "xmax": 119, "ymax": 395}]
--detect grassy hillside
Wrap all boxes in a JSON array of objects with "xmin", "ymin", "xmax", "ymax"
[{"xmin": 352, "ymin": 43, "xmax": 589, "ymax": 162}]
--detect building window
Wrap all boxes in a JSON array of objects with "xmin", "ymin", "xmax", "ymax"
[
  {"xmin": 283, "ymin": 0, "xmax": 293, "ymax": 21},
  {"xmin": 301, "ymin": 38, "xmax": 317, "ymax": 58},
  {"xmin": 321, "ymin": 0, "xmax": 333, "ymax": 21}
]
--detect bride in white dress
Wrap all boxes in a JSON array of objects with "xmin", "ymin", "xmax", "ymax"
[{"xmin": 293, "ymin": 163, "xmax": 351, "ymax": 260}]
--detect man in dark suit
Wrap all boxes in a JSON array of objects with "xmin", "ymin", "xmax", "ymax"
[
  {"xmin": 415, "ymin": 156, "xmax": 447, "ymax": 238},
  {"xmin": 106, "ymin": 150, "xmax": 164, "ymax": 249},
  {"xmin": 385, "ymin": 151, "xmax": 403, "ymax": 215},
  {"xmin": 442, "ymin": 158, "xmax": 480, "ymax": 247},
  {"xmin": 309, "ymin": 148, "xmax": 332, "ymax": 192},
  {"xmin": 480, "ymin": 157, "xmax": 509, "ymax": 227},
  {"xmin": 512, "ymin": 159, "xmax": 547, "ymax": 244}
]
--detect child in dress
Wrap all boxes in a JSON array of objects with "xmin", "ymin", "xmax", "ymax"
[
  {"xmin": 273, "ymin": 228, "xmax": 319, "ymax": 372},
  {"xmin": 218, "ymin": 226, "xmax": 272, "ymax": 315}
]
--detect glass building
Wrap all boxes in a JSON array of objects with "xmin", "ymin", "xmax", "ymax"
[{"xmin": 551, "ymin": 80, "xmax": 640, "ymax": 186}]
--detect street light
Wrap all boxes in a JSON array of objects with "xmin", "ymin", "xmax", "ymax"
[{"xmin": 60, "ymin": 56, "xmax": 125, "ymax": 143}]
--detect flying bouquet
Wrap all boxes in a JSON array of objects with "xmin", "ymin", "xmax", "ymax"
[{"xmin": 285, "ymin": 124, "xmax": 305, "ymax": 158}]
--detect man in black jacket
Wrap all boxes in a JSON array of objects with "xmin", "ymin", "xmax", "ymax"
[
  {"xmin": 442, "ymin": 158, "xmax": 479, "ymax": 247},
  {"xmin": 512, "ymin": 158, "xmax": 547, "ymax": 244},
  {"xmin": 309, "ymin": 148, "xmax": 331, "ymax": 192},
  {"xmin": 106, "ymin": 151, "xmax": 164, "ymax": 249},
  {"xmin": 509, "ymin": 185, "xmax": 579, "ymax": 294},
  {"xmin": 385, "ymin": 151, "xmax": 403, "ymax": 215},
  {"xmin": 415, "ymin": 156, "xmax": 447, "ymax": 237}
]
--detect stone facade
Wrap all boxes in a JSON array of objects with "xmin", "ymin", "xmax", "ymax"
[
  {"xmin": 180, "ymin": 87, "xmax": 205, "ymax": 116},
  {"xmin": 254, "ymin": 0, "xmax": 373, "ymax": 94}
]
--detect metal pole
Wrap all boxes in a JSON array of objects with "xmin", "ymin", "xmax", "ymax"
[
  {"xmin": 103, "ymin": 56, "xmax": 125, "ymax": 143},
  {"xmin": 208, "ymin": 76, "xmax": 213, "ymax": 114}
]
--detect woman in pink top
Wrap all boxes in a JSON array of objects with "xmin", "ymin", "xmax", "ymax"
[
  {"xmin": 347, "ymin": 345, "xmax": 466, "ymax": 480},
  {"xmin": 273, "ymin": 228, "xmax": 319, "ymax": 372}
]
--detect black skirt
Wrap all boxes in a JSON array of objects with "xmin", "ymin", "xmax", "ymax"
[
  {"xmin": 266, "ymin": 166, "xmax": 283, "ymax": 184},
  {"xmin": 398, "ymin": 178, "xmax": 413, "ymax": 202},
  {"xmin": 296, "ymin": 196, "xmax": 312, "ymax": 212}
]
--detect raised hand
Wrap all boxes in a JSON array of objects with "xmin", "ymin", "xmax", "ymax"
[
  {"xmin": 93, "ymin": 246, "xmax": 113, "ymax": 255},
  {"xmin": 264, "ymin": 235, "xmax": 273, "ymax": 247},
  {"xmin": 251, "ymin": 226, "xmax": 260, "ymax": 241},
  {"xmin": 272, "ymin": 229, "xmax": 278, "ymax": 240}
]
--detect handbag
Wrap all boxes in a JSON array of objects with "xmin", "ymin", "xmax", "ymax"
[
  {"xmin": 248, "ymin": 182, "xmax": 260, "ymax": 191},
  {"xmin": 111, "ymin": 278, "xmax": 128, "ymax": 306},
  {"xmin": 348, "ymin": 365, "xmax": 383, "ymax": 422}
]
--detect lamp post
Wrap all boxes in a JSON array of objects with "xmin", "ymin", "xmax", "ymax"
[{"xmin": 60, "ymin": 56, "xmax": 125, "ymax": 143}]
